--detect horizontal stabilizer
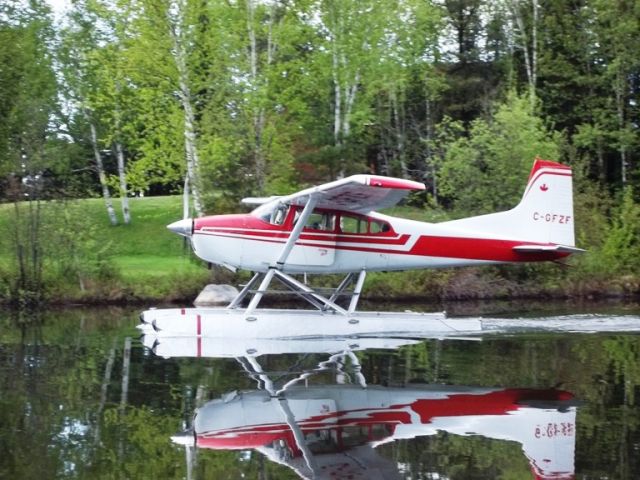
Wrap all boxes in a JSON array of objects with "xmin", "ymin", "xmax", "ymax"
[{"xmin": 513, "ymin": 245, "xmax": 586, "ymax": 254}]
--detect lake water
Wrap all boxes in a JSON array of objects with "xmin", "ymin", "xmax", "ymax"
[{"xmin": 1, "ymin": 301, "xmax": 640, "ymax": 479}]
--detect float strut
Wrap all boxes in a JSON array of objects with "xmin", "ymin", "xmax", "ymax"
[
  {"xmin": 244, "ymin": 268, "xmax": 277, "ymax": 318},
  {"xmin": 227, "ymin": 272, "xmax": 262, "ymax": 309}
]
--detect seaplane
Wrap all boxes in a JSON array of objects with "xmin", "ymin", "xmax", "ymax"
[{"xmin": 140, "ymin": 158, "xmax": 581, "ymax": 335}]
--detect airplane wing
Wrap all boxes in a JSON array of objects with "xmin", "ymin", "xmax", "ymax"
[
  {"xmin": 278, "ymin": 175, "xmax": 425, "ymax": 214},
  {"xmin": 241, "ymin": 195, "xmax": 282, "ymax": 206}
]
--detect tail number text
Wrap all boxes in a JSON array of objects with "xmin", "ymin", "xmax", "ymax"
[{"xmin": 533, "ymin": 212, "xmax": 571, "ymax": 224}]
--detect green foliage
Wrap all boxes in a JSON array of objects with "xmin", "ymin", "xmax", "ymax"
[
  {"xmin": 600, "ymin": 189, "xmax": 640, "ymax": 275},
  {"xmin": 575, "ymin": 188, "xmax": 640, "ymax": 282},
  {"xmin": 436, "ymin": 92, "xmax": 561, "ymax": 214},
  {"xmin": 0, "ymin": 196, "xmax": 210, "ymax": 304},
  {"xmin": 2, "ymin": 0, "xmax": 640, "ymax": 302},
  {"xmin": 47, "ymin": 200, "xmax": 117, "ymax": 291}
]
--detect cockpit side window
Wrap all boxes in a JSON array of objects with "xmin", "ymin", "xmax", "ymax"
[
  {"xmin": 294, "ymin": 209, "xmax": 336, "ymax": 231},
  {"xmin": 271, "ymin": 204, "xmax": 288, "ymax": 225}
]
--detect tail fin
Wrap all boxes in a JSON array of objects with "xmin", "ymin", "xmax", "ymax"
[
  {"xmin": 442, "ymin": 158, "xmax": 578, "ymax": 247},
  {"xmin": 512, "ymin": 158, "xmax": 575, "ymax": 246}
]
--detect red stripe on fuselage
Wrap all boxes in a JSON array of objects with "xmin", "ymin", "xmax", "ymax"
[
  {"xmin": 196, "ymin": 228, "xmax": 410, "ymax": 246},
  {"xmin": 409, "ymin": 236, "xmax": 568, "ymax": 262},
  {"xmin": 195, "ymin": 229, "xmax": 567, "ymax": 262}
]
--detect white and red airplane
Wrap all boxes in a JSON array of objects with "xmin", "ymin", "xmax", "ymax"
[
  {"xmin": 166, "ymin": 158, "xmax": 581, "ymax": 317},
  {"xmin": 180, "ymin": 384, "xmax": 577, "ymax": 480}
]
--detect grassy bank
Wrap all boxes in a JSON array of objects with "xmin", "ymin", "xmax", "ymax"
[
  {"xmin": 0, "ymin": 196, "xmax": 210, "ymax": 304},
  {"xmin": 1, "ymin": 195, "xmax": 638, "ymax": 305}
]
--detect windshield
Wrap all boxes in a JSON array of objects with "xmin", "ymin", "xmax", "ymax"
[{"xmin": 252, "ymin": 200, "xmax": 288, "ymax": 225}]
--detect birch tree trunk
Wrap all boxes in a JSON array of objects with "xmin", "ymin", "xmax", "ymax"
[
  {"xmin": 331, "ymin": 48, "xmax": 360, "ymax": 178},
  {"xmin": 88, "ymin": 118, "xmax": 118, "ymax": 226},
  {"xmin": 247, "ymin": 0, "xmax": 264, "ymax": 191},
  {"xmin": 114, "ymin": 140, "xmax": 131, "ymax": 224},
  {"xmin": 332, "ymin": 45, "xmax": 342, "ymax": 147},
  {"xmin": 510, "ymin": 0, "xmax": 537, "ymax": 108},
  {"xmin": 168, "ymin": 0, "xmax": 204, "ymax": 216},
  {"xmin": 390, "ymin": 86, "xmax": 408, "ymax": 178},
  {"xmin": 424, "ymin": 95, "xmax": 438, "ymax": 205},
  {"xmin": 615, "ymin": 69, "xmax": 628, "ymax": 185},
  {"xmin": 532, "ymin": 0, "xmax": 538, "ymax": 93}
]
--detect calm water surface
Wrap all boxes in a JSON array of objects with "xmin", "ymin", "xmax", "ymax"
[{"xmin": 1, "ymin": 302, "xmax": 640, "ymax": 479}]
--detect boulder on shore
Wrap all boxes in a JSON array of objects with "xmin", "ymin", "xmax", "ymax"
[{"xmin": 193, "ymin": 284, "xmax": 239, "ymax": 306}]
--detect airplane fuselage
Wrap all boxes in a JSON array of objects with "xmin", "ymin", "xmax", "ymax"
[{"xmin": 191, "ymin": 206, "xmax": 567, "ymax": 274}]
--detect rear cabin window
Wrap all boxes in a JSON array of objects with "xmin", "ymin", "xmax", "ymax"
[
  {"xmin": 340, "ymin": 215, "xmax": 365, "ymax": 234},
  {"xmin": 340, "ymin": 215, "xmax": 390, "ymax": 234}
]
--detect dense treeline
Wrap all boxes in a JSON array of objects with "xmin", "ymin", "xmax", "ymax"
[{"xmin": 0, "ymin": 0, "xmax": 639, "ymax": 304}]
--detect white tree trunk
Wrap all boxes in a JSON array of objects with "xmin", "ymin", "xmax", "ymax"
[
  {"xmin": 114, "ymin": 141, "xmax": 131, "ymax": 225},
  {"xmin": 179, "ymin": 84, "xmax": 204, "ymax": 216},
  {"xmin": 89, "ymin": 119, "xmax": 118, "ymax": 226},
  {"xmin": 333, "ymin": 51, "xmax": 342, "ymax": 147},
  {"xmin": 615, "ymin": 70, "xmax": 628, "ymax": 185},
  {"xmin": 510, "ymin": 0, "xmax": 536, "ymax": 107},
  {"xmin": 390, "ymin": 86, "xmax": 408, "ymax": 178},
  {"xmin": 169, "ymin": 0, "xmax": 204, "ymax": 216},
  {"xmin": 424, "ymin": 94, "xmax": 438, "ymax": 204},
  {"xmin": 246, "ymin": 0, "xmax": 266, "ymax": 192},
  {"xmin": 343, "ymin": 71, "xmax": 359, "ymax": 137},
  {"xmin": 183, "ymin": 175, "xmax": 190, "ymax": 220},
  {"xmin": 532, "ymin": 0, "xmax": 538, "ymax": 90}
]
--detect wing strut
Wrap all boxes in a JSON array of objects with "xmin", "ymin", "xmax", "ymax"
[
  {"xmin": 225, "ymin": 195, "xmax": 368, "ymax": 318},
  {"xmin": 243, "ymin": 195, "xmax": 319, "ymax": 318},
  {"xmin": 274, "ymin": 194, "xmax": 319, "ymax": 268}
]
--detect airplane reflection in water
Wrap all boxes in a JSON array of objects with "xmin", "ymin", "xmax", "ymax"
[
  {"xmin": 190, "ymin": 384, "xmax": 576, "ymax": 480},
  {"xmin": 142, "ymin": 332, "xmax": 578, "ymax": 480}
]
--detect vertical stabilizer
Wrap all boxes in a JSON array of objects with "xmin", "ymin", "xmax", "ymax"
[
  {"xmin": 513, "ymin": 159, "xmax": 575, "ymax": 246},
  {"xmin": 441, "ymin": 158, "xmax": 577, "ymax": 247}
]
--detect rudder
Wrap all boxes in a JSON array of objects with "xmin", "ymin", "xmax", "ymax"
[{"xmin": 512, "ymin": 158, "xmax": 575, "ymax": 246}]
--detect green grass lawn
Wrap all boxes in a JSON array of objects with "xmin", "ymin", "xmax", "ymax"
[{"xmin": 64, "ymin": 195, "xmax": 206, "ymax": 275}]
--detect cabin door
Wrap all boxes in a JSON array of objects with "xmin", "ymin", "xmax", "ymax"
[{"xmin": 288, "ymin": 210, "xmax": 337, "ymax": 267}]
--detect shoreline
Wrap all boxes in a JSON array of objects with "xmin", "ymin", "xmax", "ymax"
[{"xmin": 2, "ymin": 287, "xmax": 638, "ymax": 310}]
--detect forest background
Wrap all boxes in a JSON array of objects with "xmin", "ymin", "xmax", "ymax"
[{"xmin": 1, "ymin": 0, "xmax": 639, "ymax": 306}]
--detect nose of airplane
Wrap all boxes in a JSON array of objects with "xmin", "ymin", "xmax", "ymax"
[
  {"xmin": 170, "ymin": 430, "xmax": 196, "ymax": 447},
  {"xmin": 167, "ymin": 218, "xmax": 193, "ymax": 237}
]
